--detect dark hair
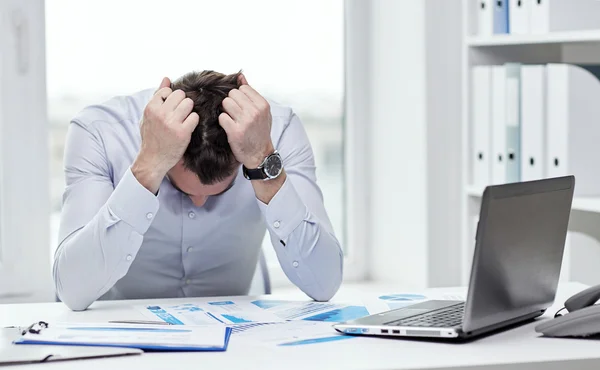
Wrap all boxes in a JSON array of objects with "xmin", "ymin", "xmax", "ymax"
[{"xmin": 171, "ymin": 70, "xmax": 241, "ymax": 184}]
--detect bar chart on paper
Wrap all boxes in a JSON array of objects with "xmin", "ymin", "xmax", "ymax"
[{"xmin": 138, "ymin": 301, "xmax": 284, "ymax": 326}]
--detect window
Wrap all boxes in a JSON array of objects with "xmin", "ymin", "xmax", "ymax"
[{"xmin": 46, "ymin": 0, "xmax": 345, "ymax": 286}]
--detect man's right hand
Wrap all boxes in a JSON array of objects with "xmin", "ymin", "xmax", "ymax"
[{"xmin": 132, "ymin": 77, "xmax": 200, "ymax": 194}]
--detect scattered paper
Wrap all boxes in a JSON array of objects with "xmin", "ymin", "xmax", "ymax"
[
  {"xmin": 138, "ymin": 300, "xmax": 284, "ymax": 326},
  {"xmin": 250, "ymin": 300, "xmax": 370, "ymax": 322},
  {"xmin": 232, "ymin": 320, "xmax": 352, "ymax": 347},
  {"xmin": 365, "ymin": 291, "xmax": 466, "ymax": 314}
]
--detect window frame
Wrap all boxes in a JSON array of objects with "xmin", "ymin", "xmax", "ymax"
[{"xmin": 268, "ymin": 0, "xmax": 370, "ymax": 288}]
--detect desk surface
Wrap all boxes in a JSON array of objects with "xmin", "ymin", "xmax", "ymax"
[{"xmin": 1, "ymin": 282, "xmax": 599, "ymax": 370}]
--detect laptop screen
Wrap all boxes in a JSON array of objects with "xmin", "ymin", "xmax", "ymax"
[{"xmin": 462, "ymin": 176, "xmax": 574, "ymax": 333}]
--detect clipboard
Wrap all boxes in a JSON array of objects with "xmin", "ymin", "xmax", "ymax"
[
  {"xmin": 0, "ymin": 327, "xmax": 141, "ymax": 366},
  {"xmin": 13, "ymin": 321, "xmax": 232, "ymax": 352}
]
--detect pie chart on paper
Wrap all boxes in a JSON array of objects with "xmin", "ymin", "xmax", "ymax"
[
  {"xmin": 378, "ymin": 294, "xmax": 427, "ymax": 309},
  {"xmin": 378, "ymin": 294, "xmax": 427, "ymax": 302}
]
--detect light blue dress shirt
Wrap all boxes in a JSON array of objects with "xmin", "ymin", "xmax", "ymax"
[{"xmin": 53, "ymin": 88, "xmax": 343, "ymax": 311}]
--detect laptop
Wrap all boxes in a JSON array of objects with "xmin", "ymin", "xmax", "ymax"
[{"xmin": 334, "ymin": 176, "xmax": 575, "ymax": 341}]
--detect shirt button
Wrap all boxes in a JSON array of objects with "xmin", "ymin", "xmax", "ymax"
[
  {"xmin": 187, "ymin": 247, "xmax": 193, "ymax": 253},
  {"xmin": 292, "ymin": 261, "xmax": 299, "ymax": 268},
  {"xmin": 273, "ymin": 220, "xmax": 281, "ymax": 229},
  {"xmin": 185, "ymin": 279, "xmax": 191, "ymax": 285},
  {"xmin": 126, "ymin": 254, "xmax": 132, "ymax": 262},
  {"xmin": 188, "ymin": 211, "xmax": 196, "ymax": 219},
  {"xmin": 146, "ymin": 212, "xmax": 153, "ymax": 220}
]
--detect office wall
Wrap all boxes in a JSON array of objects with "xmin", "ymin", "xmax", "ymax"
[
  {"xmin": 368, "ymin": 0, "xmax": 428, "ymax": 285},
  {"xmin": 367, "ymin": 0, "xmax": 463, "ymax": 288}
]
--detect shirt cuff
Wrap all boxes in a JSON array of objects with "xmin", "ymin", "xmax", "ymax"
[
  {"xmin": 257, "ymin": 178, "xmax": 308, "ymax": 240},
  {"xmin": 106, "ymin": 167, "xmax": 160, "ymax": 235}
]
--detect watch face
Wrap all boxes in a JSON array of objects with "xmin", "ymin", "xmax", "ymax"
[{"xmin": 264, "ymin": 153, "xmax": 283, "ymax": 178}]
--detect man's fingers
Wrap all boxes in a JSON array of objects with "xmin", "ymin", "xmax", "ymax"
[
  {"xmin": 173, "ymin": 98, "xmax": 194, "ymax": 122},
  {"xmin": 182, "ymin": 112, "xmax": 200, "ymax": 133},
  {"xmin": 239, "ymin": 84, "xmax": 267, "ymax": 106},
  {"xmin": 218, "ymin": 112, "xmax": 235, "ymax": 131},
  {"xmin": 163, "ymin": 89, "xmax": 187, "ymax": 112},
  {"xmin": 238, "ymin": 73, "xmax": 248, "ymax": 86},
  {"xmin": 150, "ymin": 86, "xmax": 173, "ymax": 106},
  {"xmin": 228, "ymin": 89, "xmax": 254, "ymax": 111},
  {"xmin": 222, "ymin": 97, "xmax": 243, "ymax": 121},
  {"xmin": 157, "ymin": 77, "xmax": 171, "ymax": 92}
]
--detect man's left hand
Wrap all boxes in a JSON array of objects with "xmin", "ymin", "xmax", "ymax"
[{"xmin": 219, "ymin": 74, "xmax": 275, "ymax": 169}]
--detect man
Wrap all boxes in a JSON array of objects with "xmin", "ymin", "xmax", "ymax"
[{"xmin": 53, "ymin": 70, "xmax": 343, "ymax": 311}]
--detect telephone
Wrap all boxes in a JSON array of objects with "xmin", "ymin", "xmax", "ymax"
[{"xmin": 535, "ymin": 285, "xmax": 600, "ymax": 337}]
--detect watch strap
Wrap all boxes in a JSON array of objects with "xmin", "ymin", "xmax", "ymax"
[{"xmin": 243, "ymin": 165, "xmax": 267, "ymax": 180}]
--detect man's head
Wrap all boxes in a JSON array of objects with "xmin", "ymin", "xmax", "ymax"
[{"xmin": 167, "ymin": 70, "xmax": 241, "ymax": 206}]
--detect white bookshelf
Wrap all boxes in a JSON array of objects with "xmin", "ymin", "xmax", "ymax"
[
  {"xmin": 460, "ymin": 0, "xmax": 600, "ymax": 285},
  {"xmin": 468, "ymin": 30, "xmax": 600, "ymax": 47}
]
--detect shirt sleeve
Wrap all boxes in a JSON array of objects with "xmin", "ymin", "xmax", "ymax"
[
  {"xmin": 257, "ymin": 112, "xmax": 343, "ymax": 301},
  {"xmin": 53, "ymin": 122, "xmax": 159, "ymax": 311}
]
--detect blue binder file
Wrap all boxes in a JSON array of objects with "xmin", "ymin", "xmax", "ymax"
[
  {"xmin": 493, "ymin": 0, "xmax": 509, "ymax": 34},
  {"xmin": 14, "ymin": 322, "xmax": 232, "ymax": 352}
]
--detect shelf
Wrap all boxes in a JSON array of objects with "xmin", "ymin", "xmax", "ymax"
[
  {"xmin": 467, "ymin": 30, "xmax": 600, "ymax": 47},
  {"xmin": 466, "ymin": 186, "xmax": 600, "ymax": 214}
]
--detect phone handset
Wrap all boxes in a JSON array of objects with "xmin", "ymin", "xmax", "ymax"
[{"xmin": 535, "ymin": 284, "xmax": 600, "ymax": 337}]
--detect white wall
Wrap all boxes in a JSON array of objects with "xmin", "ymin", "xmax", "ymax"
[
  {"xmin": 367, "ymin": 0, "xmax": 463, "ymax": 288},
  {"xmin": 368, "ymin": 0, "xmax": 428, "ymax": 286}
]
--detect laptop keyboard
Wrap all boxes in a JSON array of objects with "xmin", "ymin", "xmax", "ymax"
[{"xmin": 385, "ymin": 303, "xmax": 465, "ymax": 328}]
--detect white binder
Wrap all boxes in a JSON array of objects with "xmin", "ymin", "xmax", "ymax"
[
  {"xmin": 477, "ymin": 0, "xmax": 494, "ymax": 36},
  {"xmin": 509, "ymin": 0, "xmax": 531, "ymax": 34},
  {"xmin": 530, "ymin": 0, "xmax": 600, "ymax": 34},
  {"xmin": 505, "ymin": 64, "xmax": 521, "ymax": 183},
  {"xmin": 546, "ymin": 64, "xmax": 600, "ymax": 196},
  {"xmin": 491, "ymin": 66, "xmax": 507, "ymax": 185},
  {"xmin": 520, "ymin": 65, "xmax": 546, "ymax": 182},
  {"xmin": 471, "ymin": 66, "xmax": 492, "ymax": 188}
]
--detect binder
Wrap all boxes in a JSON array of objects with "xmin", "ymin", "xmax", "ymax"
[
  {"xmin": 493, "ymin": 0, "xmax": 510, "ymax": 34},
  {"xmin": 509, "ymin": 0, "xmax": 530, "ymax": 34},
  {"xmin": 546, "ymin": 63, "xmax": 600, "ymax": 196},
  {"xmin": 477, "ymin": 0, "xmax": 494, "ymax": 36},
  {"xmin": 505, "ymin": 63, "xmax": 521, "ymax": 183},
  {"xmin": 530, "ymin": 0, "xmax": 600, "ymax": 34},
  {"xmin": 491, "ymin": 65, "xmax": 507, "ymax": 185},
  {"xmin": 14, "ymin": 321, "xmax": 232, "ymax": 352},
  {"xmin": 520, "ymin": 65, "xmax": 546, "ymax": 182},
  {"xmin": 471, "ymin": 66, "xmax": 492, "ymax": 188}
]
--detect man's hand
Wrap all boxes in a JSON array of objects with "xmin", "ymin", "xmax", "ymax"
[
  {"xmin": 219, "ymin": 74, "xmax": 275, "ymax": 169},
  {"xmin": 132, "ymin": 77, "xmax": 200, "ymax": 194}
]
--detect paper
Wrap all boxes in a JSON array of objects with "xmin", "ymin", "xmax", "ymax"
[
  {"xmin": 138, "ymin": 300, "xmax": 284, "ymax": 326},
  {"xmin": 250, "ymin": 299, "xmax": 370, "ymax": 322},
  {"xmin": 366, "ymin": 292, "xmax": 466, "ymax": 314},
  {"xmin": 233, "ymin": 320, "xmax": 352, "ymax": 347},
  {"xmin": 15, "ymin": 323, "xmax": 230, "ymax": 351}
]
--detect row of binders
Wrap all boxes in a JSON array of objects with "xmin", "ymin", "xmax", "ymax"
[
  {"xmin": 476, "ymin": 0, "xmax": 600, "ymax": 36},
  {"xmin": 471, "ymin": 63, "xmax": 600, "ymax": 196}
]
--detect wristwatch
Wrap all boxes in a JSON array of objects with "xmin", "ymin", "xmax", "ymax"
[{"xmin": 243, "ymin": 151, "xmax": 283, "ymax": 180}]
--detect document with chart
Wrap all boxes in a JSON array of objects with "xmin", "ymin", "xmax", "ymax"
[
  {"xmin": 232, "ymin": 321, "xmax": 353, "ymax": 347},
  {"xmin": 137, "ymin": 300, "xmax": 285, "ymax": 325},
  {"xmin": 249, "ymin": 299, "xmax": 370, "ymax": 322}
]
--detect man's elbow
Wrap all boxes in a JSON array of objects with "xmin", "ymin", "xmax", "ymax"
[
  {"xmin": 60, "ymin": 294, "xmax": 92, "ymax": 312},
  {"xmin": 309, "ymin": 264, "xmax": 343, "ymax": 302},
  {"xmin": 53, "ymin": 263, "xmax": 92, "ymax": 311}
]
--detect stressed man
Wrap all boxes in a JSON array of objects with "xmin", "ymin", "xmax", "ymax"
[{"xmin": 54, "ymin": 71, "xmax": 343, "ymax": 311}]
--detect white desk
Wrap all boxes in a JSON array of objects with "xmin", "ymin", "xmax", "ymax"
[{"xmin": 1, "ymin": 282, "xmax": 598, "ymax": 370}]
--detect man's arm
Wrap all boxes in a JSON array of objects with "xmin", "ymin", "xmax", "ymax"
[
  {"xmin": 257, "ymin": 114, "xmax": 343, "ymax": 301},
  {"xmin": 219, "ymin": 76, "xmax": 343, "ymax": 301},
  {"xmin": 54, "ymin": 123, "xmax": 160, "ymax": 311},
  {"xmin": 54, "ymin": 78, "xmax": 199, "ymax": 310}
]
